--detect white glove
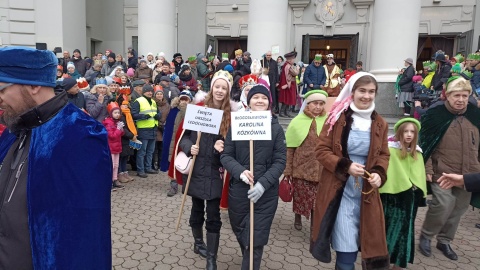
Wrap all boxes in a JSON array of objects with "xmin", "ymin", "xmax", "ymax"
[
  {"xmin": 247, "ymin": 183, "xmax": 265, "ymax": 203},
  {"xmin": 116, "ymin": 121, "xmax": 125, "ymax": 130},
  {"xmin": 240, "ymin": 173, "xmax": 249, "ymax": 185}
]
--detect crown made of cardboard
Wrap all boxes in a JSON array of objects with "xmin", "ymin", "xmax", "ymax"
[
  {"xmin": 76, "ymin": 77, "xmax": 89, "ymax": 89},
  {"xmin": 239, "ymin": 74, "xmax": 258, "ymax": 89},
  {"xmin": 314, "ymin": 54, "xmax": 322, "ymax": 61},
  {"xmin": 221, "ymin": 53, "xmax": 229, "ymax": 60},
  {"xmin": 96, "ymin": 78, "xmax": 107, "ymax": 85},
  {"xmin": 422, "ymin": 60, "xmax": 431, "ymax": 67},
  {"xmin": 187, "ymin": 56, "xmax": 196, "ymax": 62},
  {"xmin": 107, "ymin": 102, "xmax": 120, "ymax": 114},
  {"xmin": 453, "ymin": 54, "xmax": 464, "ymax": 63},
  {"xmin": 461, "ymin": 70, "xmax": 473, "ymax": 80},
  {"xmin": 213, "ymin": 70, "xmax": 233, "ymax": 85},
  {"xmin": 451, "ymin": 63, "xmax": 462, "ymax": 74},
  {"xmin": 118, "ymin": 85, "xmax": 131, "ymax": 95}
]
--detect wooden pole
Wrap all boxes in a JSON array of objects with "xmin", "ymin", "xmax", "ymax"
[
  {"xmin": 175, "ymin": 131, "xmax": 202, "ymax": 232},
  {"xmin": 249, "ymin": 139, "xmax": 254, "ymax": 270}
]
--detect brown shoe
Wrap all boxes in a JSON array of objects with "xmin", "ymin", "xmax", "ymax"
[
  {"xmin": 118, "ymin": 173, "xmax": 129, "ymax": 183},
  {"xmin": 124, "ymin": 172, "xmax": 134, "ymax": 182}
]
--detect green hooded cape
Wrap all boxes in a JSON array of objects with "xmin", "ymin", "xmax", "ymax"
[{"xmin": 285, "ymin": 113, "xmax": 326, "ymax": 147}]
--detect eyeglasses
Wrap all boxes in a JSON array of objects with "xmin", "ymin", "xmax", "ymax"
[{"xmin": 0, "ymin": 83, "xmax": 13, "ymax": 93}]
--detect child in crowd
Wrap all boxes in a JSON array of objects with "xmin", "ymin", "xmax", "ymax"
[
  {"xmin": 380, "ymin": 118, "xmax": 426, "ymax": 270},
  {"xmin": 67, "ymin": 62, "xmax": 81, "ymax": 79},
  {"xmin": 116, "ymin": 88, "xmax": 137, "ymax": 183},
  {"xmin": 103, "ymin": 102, "xmax": 126, "ymax": 191}
]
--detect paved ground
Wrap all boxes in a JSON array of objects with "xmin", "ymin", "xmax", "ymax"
[{"xmin": 112, "ymin": 172, "xmax": 480, "ymax": 270}]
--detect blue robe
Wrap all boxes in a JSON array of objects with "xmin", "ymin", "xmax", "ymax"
[
  {"xmin": 0, "ymin": 103, "xmax": 112, "ymax": 269},
  {"xmin": 160, "ymin": 107, "xmax": 180, "ymax": 171}
]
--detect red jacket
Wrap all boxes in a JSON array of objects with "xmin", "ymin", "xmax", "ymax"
[{"xmin": 103, "ymin": 117, "xmax": 125, "ymax": 154}]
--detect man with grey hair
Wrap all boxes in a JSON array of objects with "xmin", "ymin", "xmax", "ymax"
[{"xmin": 419, "ymin": 76, "xmax": 480, "ymax": 261}]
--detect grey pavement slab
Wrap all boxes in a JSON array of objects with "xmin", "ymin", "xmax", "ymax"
[{"xmin": 111, "ymin": 172, "xmax": 480, "ymax": 269}]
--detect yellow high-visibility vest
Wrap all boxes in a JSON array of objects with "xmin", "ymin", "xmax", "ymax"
[{"xmin": 135, "ymin": 97, "xmax": 158, "ymax": 128}]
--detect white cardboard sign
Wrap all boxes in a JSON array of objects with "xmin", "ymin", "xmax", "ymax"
[
  {"xmin": 231, "ymin": 111, "xmax": 272, "ymax": 141},
  {"xmin": 183, "ymin": 104, "xmax": 223, "ymax": 135}
]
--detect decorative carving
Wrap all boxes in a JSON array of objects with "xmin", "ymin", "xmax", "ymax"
[
  {"xmin": 314, "ymin": 0, "xmax": 346, "ymax": 23},
  {"xmin": 461, "ymin": 5, "xmax": 474, "ymax": 21},
  {"xmin": 288, "ymin": 0, "xmax": 310, "ymax": 24},
  {"xmin": 351, "ymin": 0, "xmax": 374, "ymax": 23},
  {"xmin": 125, "ymin": 15, "xmax": 138, "ymax": 28}
]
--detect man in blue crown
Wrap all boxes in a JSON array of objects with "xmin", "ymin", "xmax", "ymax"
[{"xmin": 0, "ymin": 46, "xmax": 112, "ymax": 269}]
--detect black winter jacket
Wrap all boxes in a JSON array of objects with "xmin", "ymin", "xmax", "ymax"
[
  {"xmin": 398, "ymin": 65, "xmax": 415, "ymax": 92},
  {"xmin": 180, "ymin": 131, "xmax": 223, "ymax": 200},
  {"xmin": 432, "ymin": 62, "xmax": 452, "ymax": 91},
  {"xmin": 220, "ymin": 116, "xmax": 286, "ymax": 247}
]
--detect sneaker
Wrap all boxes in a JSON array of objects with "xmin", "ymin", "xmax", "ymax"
[
  {"xmin": 118, "ymin": 173, "xmax": 129, "ymax": 183},
  {"xmin": 137, "ymin": 173, "xmax": 148, "ymax": 178},
  {"xmin": 146, "ymin": 169, "xmax": 159, "ymax": 174},
  {"xmin": 113, "ymin": 180, "xmax": 125, "ymax": 190}
]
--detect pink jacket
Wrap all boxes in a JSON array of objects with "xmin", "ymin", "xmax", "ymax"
[{"xmin": 103, "ymin": 117, "xmax": 125, "ymax": 154}]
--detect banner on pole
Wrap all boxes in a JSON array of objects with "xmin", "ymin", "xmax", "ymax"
[
  {"xmin": 183, "ymin": 104, "xmax": 223, "ymax": 134},
  {"xmin": 231, "ymin": 111, "xmax": 272, "ymax": 141}
]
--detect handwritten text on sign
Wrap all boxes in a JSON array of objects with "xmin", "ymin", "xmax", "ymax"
[
  {"xmin": 231, "ymin": 111, "xmax": 272, "ymax": 141},
  {"xmin": 183, "ymin": 104, "xmax": 223, "ymax": 135}
]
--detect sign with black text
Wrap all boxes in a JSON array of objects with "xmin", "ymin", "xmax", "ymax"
[
  {"xmin": 231, "ymin": 111, "xmax": 272, "ymax": 141},
  {"xmin": 183, "ymin": 104, "xmax": 223, "ymax": 135}
]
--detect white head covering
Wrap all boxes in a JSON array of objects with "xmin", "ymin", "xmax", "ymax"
[{"xmin": 325, "ymin": 72, "xmax": 377, "ymax": 134}]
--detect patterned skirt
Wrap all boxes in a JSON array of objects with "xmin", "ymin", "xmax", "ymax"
[
  {"xmin": 292, "ymin": 178, "xmax": 318, "ymax": 219},
  {"xmin": 380, "ymin": 187, "xmax": 423, "ymax": 268}
]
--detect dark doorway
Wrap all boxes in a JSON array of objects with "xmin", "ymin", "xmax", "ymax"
[
  {"xmin": 217, "ymin": 38, "xmax": 247, "ymax": 59},
  {"xmin": 301, "ymin": 34, "xmax": 359, "ymax": 70},
  {"xmin": 417, "ymin": 36, "xmax": 455, "ymax": 71}
]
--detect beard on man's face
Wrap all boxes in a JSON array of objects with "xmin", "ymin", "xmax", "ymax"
[{"xmin": 0, "ymin": 87, "xmax": 38, "ymax": 130}]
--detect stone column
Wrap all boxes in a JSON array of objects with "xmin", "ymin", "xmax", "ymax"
[
  {"xmin": 247, "ymin": 0, "xmax": 288, "ymax": 58},
  {"xmin": 368, "ymin": 0, "xmax": 421, "ymax": 82},
  {"xmin": 138, "ymin": 0, "xmax": 175, "ymax": 59}
]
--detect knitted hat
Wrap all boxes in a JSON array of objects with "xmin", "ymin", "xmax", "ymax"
[
  {"xmin": 451, "ymin": 63, "xmax": 462, "ymax": 75},
  {"xmin": 304, "ymin": 90, "xmax": 328, "ymax": 103},
  {"xmin": 147, "ymin": 52, "xmax": 154, "ymax": 57},
  {"xmin": 239, "ymin": 74, "xmax": 258, "ymax": 90},
  {"xmin": 211, "ymin": 70, "xmax": 233, "ymax": 90},
  {"xmin": 126, "ymin": 68, "xmax": 135, "ymax": 77},
  {"xmin": 157, "ymin": 52, "xmax": 165, "ymax": 57},
  {"xmin": 179, "ymin": 90, "xmax": 193, "ymax": 102},
  {"xmin": 142, "ymin": 84, "xmax": 154, "ymax": 93},
  {"xmin": 67, "ymin": 62, "xmax": 75, "ymax": 69},
  {"xmin": 446, "ymin": 77, "xmax": 472, "ymax": 95},
  {"xmin": 62, "ymin": 77, "xmax": 77, "ymax": 91},
  {"xmin": 76, "ymin": 77, "xmax": 89, "ymax": 90},
  {"xmin": 0, "ymin": 47, "xmax": 58, "ymax": 87},
  {"xmin": 223, "ymin": 64, "xmax": 234, "ymax": 73},
  {"xmin": 394, "ymin": 117, "xmax": 421, "ymax": 132},
  {"xmin": 107, "ymin": 102, "xmax": 121, "ymax": 115},
  {"xmin": 108, "ymin": 52, "xmax": 116, "ymax": 60},
  {"xmin": 412, "ymin": 75, "xmax": 423, "ymax": 83},
  {"xmin": 221, "ymin": 53, "xmax": 229, "ymax": 60},
  {"xmin": 173, "ymin": 53, "xmax": 182, "ymax": 59},
  {"xmin": 247, "ymin": 84, "xmax": 271, "ymax": 107},
  {"xmin": 73, "ymin": 49, "xmax": 81, "ymax": 55}
]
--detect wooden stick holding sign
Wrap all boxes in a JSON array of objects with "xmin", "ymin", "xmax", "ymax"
[
  {"xmin": 175, "ymin": 104, "xmax": 224, "ymax": 232},
  {"xmin": 249, "ymin": 139, "xmax": 254, "ymax": 270},
  {"xmin": 175, "ymin": 132, "xmax": 201, "ymax": 232},
  {"xmin": 231, "ymin": 110, "xmax": 272, "ymax": 270}
]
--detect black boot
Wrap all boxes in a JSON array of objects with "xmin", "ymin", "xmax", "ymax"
[
  {"xmin": 241, "ymin": 246, "xmax": 264, "ymax": 270},
  {"xmin": 279, "ymin": 104, "xmax": 286, "ymax": 117},
  {"xmin": 206, "ymin": 232, "xmax": 220, "ymax": 270},
  {"xmin": 192, "ymin": 227, "xmax": 207, "ymax": 258}
]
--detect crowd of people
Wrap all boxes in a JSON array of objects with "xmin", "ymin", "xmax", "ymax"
[{"xmin": 0, "ymin": 45, "xmax": 479, "ymax": 270}]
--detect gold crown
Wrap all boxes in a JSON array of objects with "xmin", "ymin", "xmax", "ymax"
[{"xmin": 213, "ymin": 70, "xmax": 233, "ymax": 85}]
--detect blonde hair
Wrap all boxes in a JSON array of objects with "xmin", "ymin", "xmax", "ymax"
[
  {"xmin": 90, "ymin": 84, "xmax": 112, "ymax": 96},
  {"xmin": 394, "ymin": 122, "xmax": 419, "ymax": 160}
]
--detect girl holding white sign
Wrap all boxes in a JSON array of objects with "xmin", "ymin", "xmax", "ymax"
[
  {"xmin": 178, "ymin": 70, "xmax": 232, "ymax": 270},
  {"xmin": 221, "ymin": 85, "xmax": 287, "ymax": 270}
]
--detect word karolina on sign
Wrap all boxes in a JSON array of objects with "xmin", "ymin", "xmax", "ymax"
[{"xmin": 231, "ymin": 111, "xmax": 272, "ymax": 141}]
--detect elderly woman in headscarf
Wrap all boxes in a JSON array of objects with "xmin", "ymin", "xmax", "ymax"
[
  {"xmin": 284, "ymin": 90, "xmax": 328, "ymax": 230},
  {"xmin": 310, "ymin": 72, "xmax": 390, "ymax": 270}
]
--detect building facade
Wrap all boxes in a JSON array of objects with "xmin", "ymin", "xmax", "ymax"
[{"xmin": 1, "ymin": 0, "xmax": 479, "ymax": 114}]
